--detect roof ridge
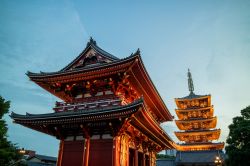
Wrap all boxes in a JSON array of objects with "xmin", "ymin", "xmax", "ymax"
[
  {"xmin": 90, "ymin": 41, "xmax": 119, "ymax": 60},
  {"xmin": 176, "ymin": 94, "xmax": 210, "ymax": 100},
  {"xmin": 60, "ymin": 38, "xmax": 119, "ymax": 72},
  {"xmin": 26, "ymin": 52, "xmax": 139, "ymax": 77}
]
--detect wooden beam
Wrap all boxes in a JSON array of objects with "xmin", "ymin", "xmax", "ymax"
[
  {"xmin": 112, "ymin": 136, "xmax": 121, "ymax": 166},
  {"xmin": 56, "ymin": 140, "xmax": 64, "ymax": 166},
  {"xmin": 83, "ymin": 138, "xmax": 90, "ymax": 166},
  {"xmin": 134, "ymin": 149, "xmax": 138, "ymax": 166}
]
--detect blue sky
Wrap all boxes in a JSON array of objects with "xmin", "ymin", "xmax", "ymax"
[{"xmin": 1, "ymin": 0, "xmax": 250, "ymax": 156}]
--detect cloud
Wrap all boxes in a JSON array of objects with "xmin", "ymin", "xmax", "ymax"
[{"xmin": 1, "ymin": 0, "xmax": 250, "ymax": 156}]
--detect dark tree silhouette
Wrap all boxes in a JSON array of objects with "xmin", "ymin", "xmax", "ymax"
[
  {"xmin": 0, "ymin": 96, "xmax": 23, "ymax": 166},
  {"xmin": 226, "ymin": 106, "xmax": 250, "ymax": 166}
]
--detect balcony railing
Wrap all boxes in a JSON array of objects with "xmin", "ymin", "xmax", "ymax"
[{"xmin": 53, "ymin": 98, "xmax": 121, "ymax": 112}]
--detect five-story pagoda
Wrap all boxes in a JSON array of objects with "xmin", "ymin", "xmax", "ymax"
[{"xmin": 174, "ymin": 70, "xmax": 224, "ymax": 151}]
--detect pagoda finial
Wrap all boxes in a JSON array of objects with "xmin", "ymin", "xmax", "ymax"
[
  {"xmin": 88, "ymin": 37, "xmax": 97, "ymax": 45},
  {"xmin": 187, "ymin": 69, "xmax": 194, "ymax": 95},
  {"xmin": 135, "ymin": 48, "xmax": 140, "ymax": 55}
]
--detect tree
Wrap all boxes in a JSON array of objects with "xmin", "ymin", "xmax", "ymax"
[
  {"xmin": 225, "ymin": 106, "xmax": 250, "ymax": 166},
  {"xmin": 156, "ymin": 153, "xmax": 175, "ymax": 159},
  {"xmin": 0, "ymin": 96, "xmax": 23, "ymax": 166}
]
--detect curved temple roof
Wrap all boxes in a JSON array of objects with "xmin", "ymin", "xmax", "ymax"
[
  {"xmin": 25, "ymin": 38, "xmax": 173, "ymax": 122},
  {"xmin": 11, "ymin": 98, "xmax": 143, "ymax": 122},
  {"xmin": 11, "ymin": 98, "xmax": 176, "ymax": 150},
  {"xmin": 11, "ymin": 38, "xmax": 176, "ymax": 153},
  {"xmin": 60, "ymin": 37, "xmax": 120, "ymax": 71}
]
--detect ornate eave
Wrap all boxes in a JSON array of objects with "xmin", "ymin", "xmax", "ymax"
[
  {"xmin": 10, "ymin": 99, "xmax": 143, "ymax": 139},
  {"xmin": 10, "ymin": 98, "xmax": 175, "ymax": 151},
  {"xmin": 175, "ymin": 117, "xmax": 217, "ymax": 130},
  {"xmin": 175, "ymin": 95, "xmax": 211, "ymax": 109},
  {"xmin": 125, "ymin": 55, "xmax": 173, "ymax": 122},
  {"xmin": 11, "ymin": 99, "xmax": 143, "ymax": 124},
  {"xmin": 175, "ymin": 106, "xmax": 214, "ymax": 120},
  {"xmin": 26, "ymin": 54, "xmax": 135, "ymax": 80},
  {"xmin": 130, "ymin": 105, "xmax": 176, "ymax": 151},
  {"xmin": 26, "ymin": 56, "xmax": 137, "ymax": 102},
  {"xmin": 175, "ymin": 129, "xmax": 221, "ymax": 141},
  {"xmin": 25, "ymin": 40, "xmax": 172, "ymax": 122},
  {"xmin": 176, "ymin": 142, "xmax": 225, "ymax": 151}
]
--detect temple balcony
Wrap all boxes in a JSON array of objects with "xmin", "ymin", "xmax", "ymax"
[{"xmin": 53, "ymin": 97, "xmax": 122, "ymax": 112}]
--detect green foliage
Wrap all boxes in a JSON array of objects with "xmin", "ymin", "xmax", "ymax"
[
  {"xmin": 156, "ymin": 153, "xmax": 175, "ymax": 159},
  {"xmin": 0, "ymin": 96, "xmax": 23, "ymax": 166},
  {"xmin": 225, "ymin": 106, "xmax": 250, "ymax": 166}
]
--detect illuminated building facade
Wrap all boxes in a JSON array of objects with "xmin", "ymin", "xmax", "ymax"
[
  {"xmin": 174, "ymin": 70, "xmax": 224, "ymax": 151},
  {"xmin": 11, "ymin": 38, "xmax": 175, "ymax": 166},
  {"xmin": 174, "ymin": 70, "xmax": 224, "ymax": 166}
]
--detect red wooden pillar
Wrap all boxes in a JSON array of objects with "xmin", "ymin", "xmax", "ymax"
[
  {"xmin": 57, "ymin": 140, "xmax": 64, "ymax": 166},
  {"xmin": 113, "ymin": 136, "xmax": 120, "ymax": 166},
  {"xmin": 134, "ymin": 149, "xmax": 138, "ymax": 166},
  {"xmin": 149, "ymin": 152, "xmax": 152, "ymax": 166},
  {"xmin": 143, "ymin": 154, "xmax": 146, "ymax": 166},
  {"xmin": 83, "ymin": 138, "xmax": 90, "ymax": 166}
]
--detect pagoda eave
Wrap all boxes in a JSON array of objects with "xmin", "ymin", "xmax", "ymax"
[
  {"xmin": 175, "ymin": 129, "xmax": 221, "ymax": 141},
  {"xmin": 175, "ymin": 94, "xmax": 211, "ymax": 101},
  {"xmin": 176, "ymin": 142, "xmax": 225, "ymax": 151},
  {"xmin": 175, "ymin": 116, "xmax": 217, "ymax": 123},
  {"xmin": 175, "ymin": 117, "xmax": 217, "ymax": 130},
  {"xmin": 175, "ymin": 129, "xmax": 221, "ymax": 136},
  {"xmin": 175, "ymin": 106, "xmax": 214, "ymax": 120},
  {"xmin": 175, "ymin": 95, "xmax": 211, "ymax": 109},
  {"xmin": 175, "ymin": 106, "xmax": 213, "ymax": 112}
]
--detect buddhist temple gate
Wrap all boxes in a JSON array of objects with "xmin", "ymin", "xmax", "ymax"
[{"xmin": 11, "ymin": 38, "xmax": 175, "ymax": 166}]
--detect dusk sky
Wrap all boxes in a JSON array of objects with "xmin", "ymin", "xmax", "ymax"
[{"xmin": 1, "ymin": 0, "xmax": 250, "ymax": 157}]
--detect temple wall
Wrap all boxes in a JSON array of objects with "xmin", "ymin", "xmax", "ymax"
[
  {"xmin": 61, "ymin": 140, "xmax": 84, "ymax": 166},
  {"xmin": 56, "ymin": 134, "xmax": 159, "ymax": 166},
  {"xmin": 88, "ymin": 139, "xmax": 113, "ymax": 166}
]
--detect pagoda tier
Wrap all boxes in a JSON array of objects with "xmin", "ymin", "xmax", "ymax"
[
  {"xmin": 175, "ymin": 129, "xmax": 221, "ymax": 142},
  {"xmin": 175, "ymin": 117, "xmax": 217, "ymax": 130},
  {"xmin": 176, "ymin": 142, "xmax": 225, "ymax": 151},
  {"xmin": 11, "ymin": 38, "xmax": 176, "ymax": 166},
  {"xmin": 174, "ymin": 69, "xmax": 224, "ymax": 151},
  {"xmin": 175, "ymin": 94, "xmax": 211, "ymax": 110},
  {"xmin": 175, "ymin": 106, "xmax": 214, "ymax": 120}
]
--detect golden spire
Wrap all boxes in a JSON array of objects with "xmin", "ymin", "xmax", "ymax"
[{"xmin": 188, "ymin": 69, "xmax": 194, "ymax": 95}]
